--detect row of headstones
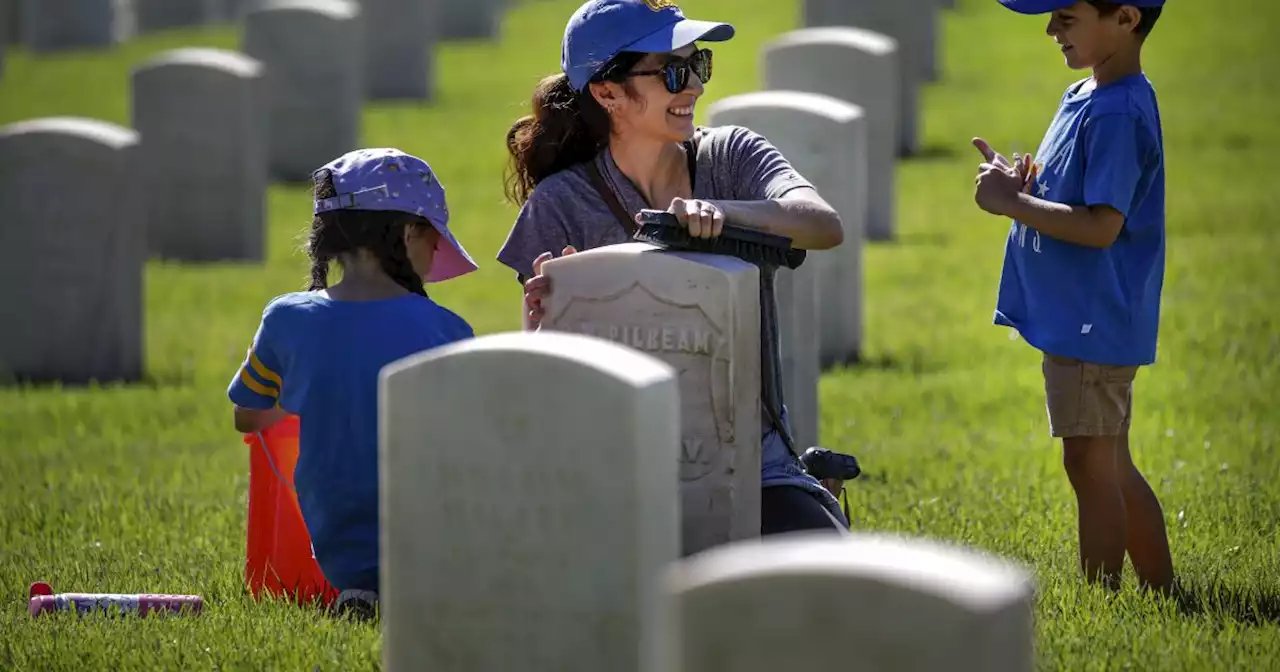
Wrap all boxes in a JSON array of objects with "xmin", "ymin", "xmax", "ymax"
[
  {"xmin": 0, "ymin": 0, "xmax": 522, "ymax": 386},
  {"xmin": 0, "ymin": 0, "xmax": 504, "ymax": 58},
  {"xmin": 699, "ymin": 0, "xmax": 960, "ymax": 449},
  {"xmin": 378, "ymin": 328, "xmax": 1035, "ymax": 670}
]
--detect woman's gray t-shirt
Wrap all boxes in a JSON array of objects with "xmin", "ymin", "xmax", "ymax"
[{"xmin": 496, "ymin": 124, "xmax": 841, "ymax": 511}]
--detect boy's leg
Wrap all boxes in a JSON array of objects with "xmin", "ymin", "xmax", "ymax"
[
  {"xmin": 1044, "ymin": 353, "xmax": 1133, "ymax": 590},
  {"xmin": 1117, "ymin": 429, "xmax": 1176, "ymax": 593}
]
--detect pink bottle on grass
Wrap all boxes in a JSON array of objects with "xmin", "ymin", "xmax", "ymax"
[{"xmin": 27, "ymin": 581, "xmax": 203, "ymax": 617}]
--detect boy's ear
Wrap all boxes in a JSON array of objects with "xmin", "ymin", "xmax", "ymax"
[{"xmin": 1116, "ymin": 4, "xmax": 1142, "ymax": 33}]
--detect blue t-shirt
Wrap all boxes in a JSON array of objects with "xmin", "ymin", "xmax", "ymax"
[
  {"xmin": 994, "ymin": 73, "xmax": 1166, "ymax": 367},
  {"xmin": 228, "ymin": 291, "xmax": 474, "ymax": 591}
]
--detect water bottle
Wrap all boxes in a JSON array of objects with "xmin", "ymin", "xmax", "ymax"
[{"xmin": 27, "ymin": 581, "xmax": 203, "ymax": 617}]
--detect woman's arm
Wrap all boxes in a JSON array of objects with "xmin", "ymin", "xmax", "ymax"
[{"xmin": 707, "ymin": 188, "xmax": 844, "ymax": 250}]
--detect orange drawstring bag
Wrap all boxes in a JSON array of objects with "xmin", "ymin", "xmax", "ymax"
[{"xmin": 243, "ymin": 415, "xmax": 339, "ymax": 607}]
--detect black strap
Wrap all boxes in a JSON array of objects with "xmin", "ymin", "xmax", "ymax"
[
  {"xmin": 585, "ymin": 132, "xmax": 802, "ymax": 460},
  {"xmin": 585, "ymin": 159, "xmax": 637, "ymax": 237},
  {"xmin": 585, "ymin": 131, "xmax": 701, "ymax": 236}
]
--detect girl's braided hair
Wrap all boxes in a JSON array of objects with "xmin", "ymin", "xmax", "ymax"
[{"xmin": 306, "ymin": 168, "xmax": 432, "ymax": 297}]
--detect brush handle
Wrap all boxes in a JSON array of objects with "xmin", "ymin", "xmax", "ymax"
[{"xmin": 635, "ymin": 209, "xmax": 796, "ymax": 250}]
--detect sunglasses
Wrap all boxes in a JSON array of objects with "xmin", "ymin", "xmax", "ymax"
[{"xmin": 621, "ymin": 48, "xmax": 714, "ymax": 94}]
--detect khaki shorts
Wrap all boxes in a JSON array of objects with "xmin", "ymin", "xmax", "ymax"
[{"xmin": 1042, "ymin": 353, "xmax": 1139, "ymax": 438}]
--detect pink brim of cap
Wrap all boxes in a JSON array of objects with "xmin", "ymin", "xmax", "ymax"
[{"xmin": 426, "ymin": 224, "xmax": 478, "ymax": 283}]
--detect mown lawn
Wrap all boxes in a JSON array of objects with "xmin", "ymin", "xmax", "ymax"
[{"xmin": 1, "ymin": 0, "xmax": 1277, "ymax": 669}]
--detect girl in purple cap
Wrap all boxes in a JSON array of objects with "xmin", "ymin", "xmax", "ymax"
[
  {"xmin": 227, "ymin": 148, "xmax": 478, "ymax": 618},
  {"xmin": 497, "ymin": 0, "xmax": 852, "ymax": 535}
]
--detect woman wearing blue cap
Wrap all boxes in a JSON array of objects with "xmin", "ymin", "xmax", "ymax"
[{"xmin": 497, "ymin": 0, "xmax": 851, "ymax": 535}]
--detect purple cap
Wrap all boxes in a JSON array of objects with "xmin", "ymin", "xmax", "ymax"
[
  {"xmin": 999, "ymin": 0, "xmax": 1164, "ymax": 13},
  {"xmin": 313, "ymin": 148, "xmax": 478, "ymax": 283}
]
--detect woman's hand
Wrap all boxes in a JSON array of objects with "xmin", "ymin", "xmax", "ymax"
[
  {"xmin": 523, "ymin": 245, "xmax": 577, "ymax": 331},
  {"xmin": 669, "ymin": 197, "xmax": 724, "ymax": 239}
]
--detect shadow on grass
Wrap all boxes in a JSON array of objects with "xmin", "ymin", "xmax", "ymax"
[
  {"xmin": 828, "ymin": 350, "xmax": 939, "ymax": 376},
  {"xmin": 1173, "ymin": 581, "xmax": 1280, "ymax": 626},
  {"xmin": 900, "ymin": 143, "xmax": 959, "ymax": 161},
  {"xmin": 0, "ymin": 368, "xmax": 193, "ymax": 392}
]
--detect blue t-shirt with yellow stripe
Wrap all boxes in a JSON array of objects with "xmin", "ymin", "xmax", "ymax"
[{"xmin": 229, "ymin": 290, "xmax": 474, "ymax": 591}]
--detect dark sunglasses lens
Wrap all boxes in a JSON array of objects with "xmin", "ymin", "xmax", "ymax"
[
  {"xmin": 693, "ymin": 50, "xmax": 712, "ymax": 84},
  {"xmin": 664, "ymin": 64, "xmax": 687, "ymax": 93}
]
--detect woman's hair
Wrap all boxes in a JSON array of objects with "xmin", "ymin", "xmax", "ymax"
[
  {"xmin": 306, "ymin": 169, "xmax": 431, "ymax": 297},
  {"xmin": 504, "ymin": 52, "xmax": 647, "ymax": 205}
]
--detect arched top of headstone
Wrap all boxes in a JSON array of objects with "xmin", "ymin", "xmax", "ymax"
[
  {"xmin": 765, "ymin": 26, "xmax": 899, "ymax": 55},
  {"xmin": 0, "ymin": 116, "xmax": 139, "ymax": 149},
  {"xmin": 382, "ymin": 331, "xmax": 678, "ymax": 390},
  {"xmin": 708, "ymin": 91, "xmax": 865, "ymax": 125},
  {"xmin": 134, "ymin": 47, "xmax": 264, "ymax": 79},
  {"xmin": 247, "ymin": 0, "xmax": 360, "ymax": 20},
  {"xmin": 666, "ymin": 533, "xmax": 1035, "ymax": 612},
  {"xmin": 550, "ymin": 241, "xmax": 760, "ymax": 277}
]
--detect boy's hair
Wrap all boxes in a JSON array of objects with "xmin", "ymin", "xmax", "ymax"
[
  {"xmin": 307, "ymin": 169, "xmax": 431, "ymax": 297},
  {"xmin": 1088, "ymin": 1, "xmax": 1162, "ymax": 37}
]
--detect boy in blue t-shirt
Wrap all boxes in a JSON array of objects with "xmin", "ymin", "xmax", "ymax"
[
  {"xmin": 972, "ymin": 0, "xmax": 1174, "ymax": 594},
  {"xmin": 228, "ymin": 148, "xmax": 478, "ymax": 617}
]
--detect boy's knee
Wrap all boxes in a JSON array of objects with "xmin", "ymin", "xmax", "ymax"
[{"xmin": 1063, "ymin": 436, "xmax": 1121, "ymax": 486}]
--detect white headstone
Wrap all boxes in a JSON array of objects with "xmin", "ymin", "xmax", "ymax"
[
  {"xmin": 2, "ymin": 0, "xmax": 17, "ymax": 46},
  {"xmin": 663, "ymin": 533, "xmax": 1037, "ymax": 672},
  {"xmin": 801, "ymin": 0, "xmax": 931, "ymax": 155},
  {"xmin": 0, "ymin": 0, "xmax": 8, "ymax": 77},
  {"xmin": 708, "ymin": 91, "xmax": 865, "ymax": 370},
  {"xmin": 540, "ymin": 242, "xmax": 763, "ymax": 556},
  {"xmin": 440, "ymin": 0, "xmax": 500, "ymax": 40},
  {"xmin": 763, "ymin": 27, "xmax": 900, "ymax": 242},
  {"xmin": 241, "ymin": 0, "xmax": 362, "ymax": 182},
  {"xmin": 774, "ymin": 265, "xmax": 818, "ymax": 450},
  {"xmin": 134, "ymin": 0, "xmax": 212, "ymax": 32},
  {"xmin": 380, "ymin": 331, "xmax": 681, "ymax": 672},
  {"xmin": 131, "ymin": 48, "xmax": 267, "ymax": 261},
  {"xmin": 0, "ymin": 117, "xmax": 144, "ymax": 384},
  {"xmin": 20, "ymin": 0, "xmax": 118, "ymax": 53},
  {"xmin": 361, "ymin": 0, "xmax": 434, "ymax": 100}
]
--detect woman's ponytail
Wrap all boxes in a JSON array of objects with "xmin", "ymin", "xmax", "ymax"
[{"xmin": 503, "ymin": 53, "xmax": 645, "ymax": 205}]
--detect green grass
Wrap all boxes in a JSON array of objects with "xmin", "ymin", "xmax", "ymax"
[{"xmin": 1, "ymin": 0, "xmax": 1277, "ymax": 668}]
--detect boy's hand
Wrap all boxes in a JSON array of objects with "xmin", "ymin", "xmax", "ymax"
[{"xmin": 972, "ymin": 137, "xmax": 1025, "ymax": 216}]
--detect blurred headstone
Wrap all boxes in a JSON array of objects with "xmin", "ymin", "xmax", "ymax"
[
  {"xmin": 21, "ymin": 0, "xmax": 118, "ymax": 53},
  {"xmin": 361, "ymin": 0, "xmax": 434, "ymax": 100}
]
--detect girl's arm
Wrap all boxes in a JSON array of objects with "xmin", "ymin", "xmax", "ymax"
[{"xmin": 233, "ymin": 405, "xmax": 289, "ymax": 434}]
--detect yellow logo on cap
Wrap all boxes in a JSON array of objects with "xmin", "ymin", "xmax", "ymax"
[{"xmin": 645, "ymin": 0, "xmax": 678, "ymax": 10}]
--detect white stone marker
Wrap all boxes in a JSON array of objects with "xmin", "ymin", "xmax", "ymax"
[
  {"xmin": 361, "ymin": 0, "xmax": 434, "ymax": 100},
  {"xmin": 662, "ymin": 533, "xmax": 1037, "ymax": 672},
  {"xmin": 540, "ymin": 242, "xmax": 762, "ymax": 556},
  {"xmin": 134, "ymin": 0, "xmax": 211, "ymax": 32},
  {"xmin": 242, "ymin": 0, "xmax": 362, "ymax": 182},
  {"xmin": 0, "ymin": 117, "xmax": 144, "ymax": 384},
  {"xmin": 801, "ymin": 0, "xmax": 933, "ymax": 155},
  {"xmin": 440, "ymin": 0, "xmax": 501, "ymax": 40},
  {"xmin": 708, "ymin": 91, "xmax": 865, "ymax": 371},
  {"xmin": 380, "ymin": 331, "xmax": 681, "ymax": 672},
  {"xmin": 131, "ymin": 47, "xmax": 267, "ymax": 261},
  {"xmin": 774, "ymin": 264, "xmax": 818, "ymax": 450},
  {"xmin": 763, "ymin": 27, "xmax": 900, "ymax": 242},
  {"xmin": 20, "ymin": 0, "xmax": 118, "ymax": 53}
]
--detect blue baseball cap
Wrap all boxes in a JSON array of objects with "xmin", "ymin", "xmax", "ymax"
[
  {"xmin": 313, "ymin": 148, "xmax": 478, "ymax": 283},
  {"xmin": 561, "ymin": 0, "xmax": 735, "ymax": 92},
  {"xmin": 999, "ymin": 0, "xmax": 1164, "ymax": 13}
]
